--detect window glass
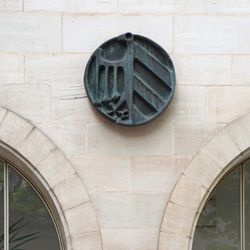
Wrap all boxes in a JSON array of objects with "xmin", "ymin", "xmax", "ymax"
[
  {"xmin": 193, "ymin": 168, "xmax": 240, "ymax": 250},
  {"xmin": 0, "ymin": 161, "xmax": 3, "ymax": 250},
  {"xmin": 244, "ymin": 160, "xmax": 250, "ymax": 249},
  {"xmin": 9, "ymin": 167, "xmax": 60, "ymax": 250}
]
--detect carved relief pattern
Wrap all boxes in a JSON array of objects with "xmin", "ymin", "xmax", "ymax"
[{"xmin": 84, "ymin": 33, "xmax": 175, "ymax": 126}]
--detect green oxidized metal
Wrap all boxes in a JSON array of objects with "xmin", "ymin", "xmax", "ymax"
[{"xmin": 84, "ymin": 32, "xmax": 175, "ymax": 126}]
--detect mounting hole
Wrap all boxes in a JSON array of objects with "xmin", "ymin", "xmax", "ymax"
[{"xmin": 125, "ymin": 32, "xmax": 133, "ymax": 40}]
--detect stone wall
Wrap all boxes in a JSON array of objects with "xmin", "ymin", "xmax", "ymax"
[{"xmin": 0, "ymin": 1, "xmax": 250, "ymax": 249}]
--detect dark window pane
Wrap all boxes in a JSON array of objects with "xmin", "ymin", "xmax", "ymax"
[
  {"xmin": 0, "ymin": 161, "xmax": 4, "ymax": 250},
  {"xmin": 193, "ymin": 168, "xmax": 240, "ymax": 250},
  {"xmin": 244, "ymin": 160, "xmax": 250, "ymax": 249},
  {"xmin": 9, "ymin": 167, "xmax": 60, "ymax": 250}
]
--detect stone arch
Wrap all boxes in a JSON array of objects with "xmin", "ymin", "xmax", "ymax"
[
  {"xmin": 158, "ymin": 111, "xmax": 250, "ymax": 250},
  {"xmin": 0, "ymin": 107, "xmax": 102, "ymax": 250}
]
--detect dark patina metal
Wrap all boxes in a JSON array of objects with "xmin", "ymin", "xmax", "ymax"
[{"xmin": 84, "ymin": 32, "xmax": 175, "ymax": 126}]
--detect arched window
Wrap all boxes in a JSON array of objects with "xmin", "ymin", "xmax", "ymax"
[
  {"xmin": 0, "ymin": 158, "xmax": 61, "ymax": 250},
  {"xmin": 192, "ymin": 159, "xmax": 250, "ymax": 250}
]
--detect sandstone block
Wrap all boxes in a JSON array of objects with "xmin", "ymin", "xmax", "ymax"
[
  {"xmin": 131, "ymin": 156, "xmax": 189, "ymax": 193},
  {"xmin": 207, "ymin": 86, "xmax": 250, "ymax": 123},
  {"xmin": 0, "ymin": 0, "xmax": 22, "ymax": 10},
  {"xmin": 25, "ymin": 53, "xmax": 89, "ymax": 85},
  {"xmin": 174, "ymin": 122, "xmax": 220, "ymax": 156},
  {"xmin": 37, "ymin": 149, "xmax": 76, "ymax": 187},
  {"xmin": 86, "ymin": 120, "xmax": 174, "ymax": 156},
  {"xmin": 232, "ymin": 55, "xmax": 250, "ymax": 84},
  {"xmin": 226, "ymin": 113, "xmax": 250, "ymax": 152},
  {"xmin": 202, "ymin": 130, "xmax": 240, "ymax": 169},
  {"xmin": 65, "ymin": 203, "xmax": 99, "ymax": 235},
  {"xmin": 175, "ymin": 16, "xmax": 250, "ymax": 54},
  {"xmin": 71, "ymin": 232, "xmax": 102, "ymax": 250},
  {"xmin": 184, "ymin": 150, "xmax": 221, "ymax": 189},
  {"xmin": 159, "ymin": 232, "xmax": 189, "ymax": 250},
  {"xmin": 174, "ymin": 55, "xmax": 231, "ymax": 85},
  {"xmin": 0, "ymin": 54, "xmax": 24, "ymax": 84},
  {"xmin": 102, "ymin": 229, "xmax": 159, "ymax": 250},
  {"xmin": 91, "ymin": 192, "xmax": 166, "ymax": 229},
  {"xmin": 24, "ymin": 0, "xmax": 117, "ymax": 13},
  {"xmin": 169, "ymin": 85, "xmax": 207, "ymax": 122},
  {"xmin": 0, "ymin": 13, "xmax": 61, "ymax": 52},
  {"xmin": 161, "ymin": 202, "xmax": 196, "ymax": 236},
  {"xmin": 16, "ymin": 128, "xmax": 56, "ymax": 167},
  {"xmin": 71, "ymin": 156, "xmax": 131, "ymax": 193},
  {"xmin": 170, "ymin": 174, "xmax": 205, "ymax": 210},
  {"xmin": 0, "ymin": 111, "xmax": 33, "ymax": 148},
  {"xmin": 63, "ymin": 14, "xmax": 173, "ymax": 53},
  {"xmin": 53, "ymin": 175, "xmax": 89, "ymax": 211},
  {"xmin": 0, "ymin": 84, "xmax": 51, "ymax": 124},
  {"xmin": 118, "ymin": 0, "xmax": 175, "ymax": 13}
]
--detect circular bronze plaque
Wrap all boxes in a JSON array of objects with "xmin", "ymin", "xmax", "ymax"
[{"xmin": 84, "ymin": 32, "xmax": 175, "ymax": 126}]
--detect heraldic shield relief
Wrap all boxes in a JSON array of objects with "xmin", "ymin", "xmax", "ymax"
[{"xmin": 84, "ymin": 32, "xmax": 176, "ymax": 126}]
